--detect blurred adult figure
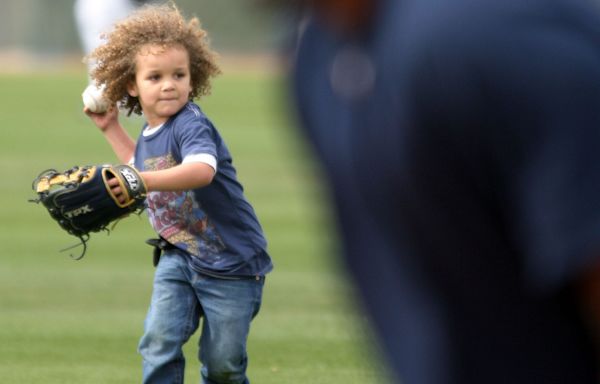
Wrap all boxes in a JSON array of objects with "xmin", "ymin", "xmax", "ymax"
[
  {"xmin": 74, "ymin": 0, "xmax": 152, "ymax": 74},
  {"xmin": 74, "ymin": 0, "xmax": 140, "ymax": 55},
  {"xmin": 290, "ymin": 0, "xmax": 600, "ymax": 383}
]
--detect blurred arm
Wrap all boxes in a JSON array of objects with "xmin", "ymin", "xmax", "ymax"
[{"xmin": 579, "ymin": 258, "xmax": 600, "ymax": 345}]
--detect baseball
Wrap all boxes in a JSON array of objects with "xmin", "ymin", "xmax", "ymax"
[{"xmin": 82, "ymin": 84, "xmax": 109, "ymax": 113}]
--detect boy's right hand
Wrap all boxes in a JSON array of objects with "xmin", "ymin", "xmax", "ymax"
[{"xmin": 84, "ymin": 105, "xmax": 119, "ymax": 132}]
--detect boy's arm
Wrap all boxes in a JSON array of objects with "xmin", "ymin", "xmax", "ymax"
[
  {"xmin": 108, "ymin": 162, "xmax": 215, "ymax": 205},
  {"xmin": 85, "ymin": 107, "xmax": 136, "ymax": 164},
  {"xmin": 141, "ymin": 162, "xmax": 215, "ymax": 192}
]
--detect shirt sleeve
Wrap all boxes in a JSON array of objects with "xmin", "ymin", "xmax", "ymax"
[
  {"xmin": 182, "ymin": 153, "xmax": 217, "ymax": 172},
  {"xmin": 174, "ymin": 107, "xmax": 219, "ymax": 170}
]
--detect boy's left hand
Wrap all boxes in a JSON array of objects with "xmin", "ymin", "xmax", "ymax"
[{"xmin": 107, "ymin": 176, "xmax": 128, "ymax": 205}]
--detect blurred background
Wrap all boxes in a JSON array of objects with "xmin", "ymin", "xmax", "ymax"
[
  {"xmin": 0, "ymin": 1, "xmax": 390, "ymax": 383},
  {"xmin": 0, "ymin": 1, "xmax": 283, "ymax": 56}
]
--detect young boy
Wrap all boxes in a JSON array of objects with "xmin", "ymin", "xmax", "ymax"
[{"xmin": 83, "ymin": 4, "xmax": 273, "ymax": 383}]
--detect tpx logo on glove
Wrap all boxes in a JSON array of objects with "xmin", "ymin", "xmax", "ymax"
[
  {"xmin": 64, "ymin": 204, "xmax": 94, "ymax": 218},
  {"xmin": 120, "ymin": 168, "xmax": 142, "ymax": 192}
]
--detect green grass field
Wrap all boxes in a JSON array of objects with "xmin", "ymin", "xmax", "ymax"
[{"xmin": 0, "ymin": 69, "xmax": 390, "ymax": 383}]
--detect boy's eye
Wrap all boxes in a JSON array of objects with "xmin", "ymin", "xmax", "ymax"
[{"xmin": 149, "ymin": 74, "xmax": 160, "ymax": 81}]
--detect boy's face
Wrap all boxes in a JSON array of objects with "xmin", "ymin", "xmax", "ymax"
[{"xmin": 128, "ymin": 44, "xmax": 193, "ymax": 127}]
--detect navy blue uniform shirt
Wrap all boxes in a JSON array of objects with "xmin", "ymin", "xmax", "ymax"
[{"xmin": 293, "ymin": 0, "xmax": 600, "ymax": 382}]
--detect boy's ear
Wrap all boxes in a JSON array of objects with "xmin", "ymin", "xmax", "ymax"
[{"xmin": 127, "ymin": 81, "xmax": 139, "ymax": 97}]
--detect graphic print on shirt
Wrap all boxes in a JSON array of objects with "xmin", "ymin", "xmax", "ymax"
[{"xmin": 144, "ymin": 153, "xmax": 225, "ymax": 261}]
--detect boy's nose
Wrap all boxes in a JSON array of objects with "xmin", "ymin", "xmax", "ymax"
[{"xmin": 161, "ymin": 81, "xmax": 175, "ymax": 91}]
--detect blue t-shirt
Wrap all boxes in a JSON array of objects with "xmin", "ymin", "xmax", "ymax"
[
  {"xmin": 293, "ymin": 0, "xmax": 600, "ymax": 383},
  {"xmin": 134, "ymin": 102, "xmax": 272, "ymax": 278}
]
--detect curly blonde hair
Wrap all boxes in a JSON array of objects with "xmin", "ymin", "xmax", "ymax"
[{"xmin": 87, "ymin": 2, "xmax": 220, "ymax": 115}]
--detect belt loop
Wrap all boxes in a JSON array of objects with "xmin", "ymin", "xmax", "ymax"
[{"xmin": 145, "ymin": 237, "xmax": 175, "ymax": 267}]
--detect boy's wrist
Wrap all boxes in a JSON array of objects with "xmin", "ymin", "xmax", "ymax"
[
  {"xmin": 139, "ymin": 171, "xmax": 153, "ymax": 192},
  {"xmin": 101, "ymin": 121, "xmax": 122, "ymax": 133}
]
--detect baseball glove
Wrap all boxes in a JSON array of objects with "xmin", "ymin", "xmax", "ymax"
[{"xmin": 30, "ymin": 164, "xmax": 147, "ymax": 259}]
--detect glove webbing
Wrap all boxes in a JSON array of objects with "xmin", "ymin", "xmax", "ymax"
[{"xmin": 34, "ymin": 166, "xmax": 95, "ymax": 194}]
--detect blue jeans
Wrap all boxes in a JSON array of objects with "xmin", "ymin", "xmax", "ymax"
[{"xmin": 138, "ymin": 251, "xmax": 265, "ymax": 384}]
